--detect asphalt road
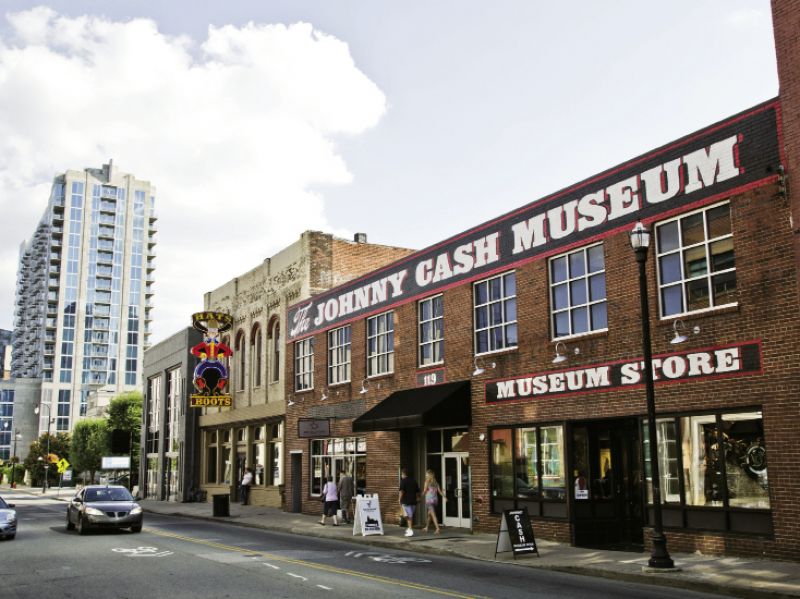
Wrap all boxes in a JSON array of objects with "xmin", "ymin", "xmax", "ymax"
[{"xmin": 1, "ymin": 494, "xmax": 727, "ymax": 599}]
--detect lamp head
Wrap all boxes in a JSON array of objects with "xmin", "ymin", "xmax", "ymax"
[{"xmin": 630, "ymin": 221, "xmax": 651, "ymax": 251}]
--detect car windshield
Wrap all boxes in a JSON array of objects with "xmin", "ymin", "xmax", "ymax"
[
  {"xmin": 85, "ymin": 488, "xmax": 133, "ymax": 502},
  {"xmin": 0, "ymin": 497, "xmax": 8, "ymax": 509}
]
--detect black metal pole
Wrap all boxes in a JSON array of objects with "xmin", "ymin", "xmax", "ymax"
[
  {"xmin": 635, "ymin": 247, "xmax": 674, "ymax": 569},
  {"xmin": 10, "ymin": 430, "xmax": 18, "ymax": 488}
]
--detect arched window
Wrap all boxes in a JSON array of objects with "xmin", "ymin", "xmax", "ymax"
[
  {"xmin": 222, "ymin": 335, "xmax": 231, "ymax": 374},
  {"xmin": 269, "ymin": 317, "xmax": 280, "ymax": 383},
  {"xmin": 251, "ymin": 323, "xmax": 262, "ymax": 388},
  {"xmin": 235, "ymin": 330, "xmax": 246, "ymax": 391}
]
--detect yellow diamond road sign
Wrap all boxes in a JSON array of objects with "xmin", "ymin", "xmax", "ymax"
[{"xmin": 57, "ymin": 458, "xmax": 70, "ymax": 474}]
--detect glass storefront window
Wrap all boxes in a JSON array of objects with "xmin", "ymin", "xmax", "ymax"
[
  {"xmin": 310, "ymin": 436, "xmax": 366, "ymax": 497},
  {"xmin": 490, "ymin": 424, "xmax": 566, "ymax": 512},
  {"xmin": 643, "ymin": 418, "xmax": 680, "ymax": 504},
  {"xmin": 491, "ymin": 429, "xmax": 513, "ymax": 499},
  {"xmin": 721, "ymin": 412, "xmax": 769, "ymax": 509},
  {"xmin": 515, "ymin": 428, "xmax": 538, "ymax": 500},
  {"xmin": 681, "ymin": 414, "xmax": 718, "ymax": 506},
  {"xmin": 541, "ymin": 426, "xmax": 565, "ymax": 500}
]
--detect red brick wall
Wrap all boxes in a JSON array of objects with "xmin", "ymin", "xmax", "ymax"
[{"xmin": 287, "ymin": 179, "xmax": 800, "ymax": 559}]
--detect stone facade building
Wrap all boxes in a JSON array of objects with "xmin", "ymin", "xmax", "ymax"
[{"xmin": 197, "ymin": 231, "xmax": 413, "ymax": 507}]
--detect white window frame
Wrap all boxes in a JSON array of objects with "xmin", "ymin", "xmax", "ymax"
[
  {"xmin": 655, "ymin": 201, "xmax": 737, "ymax": 318},
  {"xmin": 418, "ymin": 294, "xmax": 444, "ymax": 366},
  {"xmin": 366, "ymin": 311, "xmax": 394, "ymax": 377},
  {"xmin": 327, "ymin": 325, "xmax": 351, "ymax": 385},
  {"xmin": 548, "ymin": 243, "xmax": 607, "ymax": 339},
  {"xmin": 473, "ymin": 271, "xmax": 517, "ymax": 355},
  {"xmin": 294, "ymin": 338, "xmax": 314, "ymax": 392}
]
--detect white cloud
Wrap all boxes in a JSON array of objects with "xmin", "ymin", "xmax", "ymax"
[{"xmin": 0, "ymin": 8, "xmax": 386, "ymax": 342}]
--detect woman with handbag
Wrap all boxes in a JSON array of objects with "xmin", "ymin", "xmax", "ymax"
[
  {"xmin": 319, "ymin": 476, "xmax": 340, "ymax": 526},
  {"xmin": 422, "ymin": 469, "xmax": 444, "ymax": 534}
]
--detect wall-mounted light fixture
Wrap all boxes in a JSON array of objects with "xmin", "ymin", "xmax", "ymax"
[
  {"xmin": 669, "ymin": 319, "xmax": 700, "ymax": 344},
  {"xmin": 320, "ymin": 389, "xmax": 328, "ymax": 401},
  {"xmin": 287, "ymin": 398, "xmax": 296, "ymax": 407},
  {"xmin": 552, "ymin": 341, "xmax": 580, "ymax": 364},
  {"xmin": 472, "ymin": 357, "xmax": 496, "ymax": 377},
  {"xmin": 359, "ymin": 379, "xmax": 370, "ymax": 395}
]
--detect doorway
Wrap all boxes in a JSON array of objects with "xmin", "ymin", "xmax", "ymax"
[
  {"xmin": 442, "ymin": 453, "xmax": 470, "ymax": 528},
  {"xmin": 571, "ymin": 418, "xmax": 644, "ymax": 550},
  {"xmin": 291, "ymin": 453, "xmax": 302, "ymax": 513}
]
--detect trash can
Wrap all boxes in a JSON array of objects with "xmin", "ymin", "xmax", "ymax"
[{"xmin": 212, "ymin": 494, "xmax": 230, "ymax": 517}]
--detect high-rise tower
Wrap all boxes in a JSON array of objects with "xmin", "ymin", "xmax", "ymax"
[{"xmin": 12, "ymin": 160, "xmax": 156, "ymax": 433}]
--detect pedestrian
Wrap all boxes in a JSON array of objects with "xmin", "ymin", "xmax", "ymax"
[
  {"xmin": 337, "ymin": 471, "xmax": 354, "ymax": 524},
  {"xmin": 422, "ymin": 469, "xmax": 444, "ymax": 534},
  {"xmin": 398, "ymin": 467, "xmax": 419, "ymax": 537},
  {"xmin": 319, "ymin": 475, "xmax": 339, "ymax": 526},
  {"xmin": 240, "ymin": 467, "xmax": 253, "ymax": 505}
]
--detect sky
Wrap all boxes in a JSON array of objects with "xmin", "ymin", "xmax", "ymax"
[{"xmin": 0, "ymin": 1, "xmax": 779, "ymax": 345}]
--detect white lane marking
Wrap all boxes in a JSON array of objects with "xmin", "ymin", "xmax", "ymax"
[
  {"xmin": 112, "ymin": 546, "xmax": 174, "ymax": 557},
  {"xmin": 316, "ymin": 585, "xmax": 332, "ymax": 590},
  {"xmin": 262, "ymin": 563, "xmax": 280, "ymax": 570},
  {"xmin": 287, "ymin": 573, "xmax": 308, "ymax": 581}
]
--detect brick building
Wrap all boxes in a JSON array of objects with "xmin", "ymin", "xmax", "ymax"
[
  {"xmin": 284, "ymin": 96, "xmax": 800, "ymax": 559},
  {"xmin": 196, "ymin": 231, "xmax": 413, "ymax": 507}
]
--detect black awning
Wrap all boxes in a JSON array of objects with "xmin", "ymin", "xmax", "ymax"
[{"xmin": 352, "ymin": 381, "xmax": 471, "ymax": 432}]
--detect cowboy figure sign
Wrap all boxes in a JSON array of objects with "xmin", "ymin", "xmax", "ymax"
[{"xmin": 190, "ymin": 312, "xmax": 233, "ymax": 403}]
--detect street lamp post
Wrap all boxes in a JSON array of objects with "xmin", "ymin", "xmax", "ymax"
[
  {"xmin": 10, "ymin": 428, "xmax": 20, "ymax": 488},
  {"xmin": 34, "ymin": 401, "xmax": 53, "ymax": 493},
  {"xmin": 630, "ymin": 221, "xmax": 674, "ymax": 570}
]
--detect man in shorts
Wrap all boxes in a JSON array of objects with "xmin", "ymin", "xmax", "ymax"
[{"xmin": 398, "ymin": 468, "xmax": 420, "ymax": 537}]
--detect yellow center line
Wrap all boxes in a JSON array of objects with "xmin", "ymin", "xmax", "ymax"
[{"xmin": 146, "ymin": 528, "xmax": 485, "ymax": 598}]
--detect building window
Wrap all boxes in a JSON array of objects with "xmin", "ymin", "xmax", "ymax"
[
  {"xmin": 269, "ymin": 423, "xmax": 283, "ymax": 486},
  {"xmin": 294, "ymin": 338, "xmax": 314, "ymax": 391},
  {"xmin": 270, "ymin": 320, "xmax": 280, "ymax": 383},
  {"xmin": 549, "ymin": 244, "xmax": 607, "ymax": 338},
  {"xmin": 146, "ymin": 376, "xmax": 161, "ymax": 455},
  {"xmin": 643, "ymin": 410, "xmax": 769, "ymax": 534},
  {"xmin": 474, "ymin": 272, "xmax": 517, "ymax": 354},
  {"xmin": 327, "ymin": 325, "xmax": 351, "ymax": 385},
  {"xmin": 310, "ymin": 437, "xmax": 366, "ymax": 496},
  {"xmin": 656, "ymin": 202, "xmax": 736, "ymax": 317},
  {"xmin": 366, "ymin": 311, "xmax": 394, "ymax": 377},
  {"xmin": 490, "ymin": 424, "xmax": 566, "ymax": 518},
  {"xmin": 418, "ymin": 295, "xmax": 444, "ymax": 366},
  {"xmin": 235, "ymin": 330, "xmax": 246, "ymax": 391},
  {"xmin": 251, "ymin": 324, "xmax": 262, "ymax": 388}
]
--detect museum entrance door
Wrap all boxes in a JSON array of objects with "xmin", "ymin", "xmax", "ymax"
[{"xmin": 571, "ymin": 418, "xmax": 644, "ymax": 550}]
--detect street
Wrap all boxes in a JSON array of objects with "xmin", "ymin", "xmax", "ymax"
[{"xmin": 0, "ymin": 494, "xmax": 729, "ymax": 599}]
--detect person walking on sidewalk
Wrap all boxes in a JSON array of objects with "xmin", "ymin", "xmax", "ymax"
[
  {"xmin": 398, "ymin": 467, "xmax": 419, "ymax": 537},
  {"xmin": 422, "ymin": 469, "xmax": 444, "ymax": 534},
  {"xmin": 319, "ymin": 476, "xmax": 339, "ymax": 526},
  {"xmin": 337, "ymin": 471, "xmax": 354, "ymax": 524},
  {"xmin": 240, "ymin": 467, "xmax": 253, "ymax": 505}
]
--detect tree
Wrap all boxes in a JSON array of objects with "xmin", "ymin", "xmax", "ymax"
[
  {"xmin": 24, "ymin": 432, "xmax": 71, "ymax": 487},
  {"xmin": 71, "ymin": 419, "xmax": 110, "ymax": 483},
  {"xmin": 106, "ymin": 391, "xmax": 143, "ymax": 485}
]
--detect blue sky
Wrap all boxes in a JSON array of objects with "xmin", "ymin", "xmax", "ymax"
[{"xmin": 0, "ymin": 1, "xmax": 778, "ymax": 342}]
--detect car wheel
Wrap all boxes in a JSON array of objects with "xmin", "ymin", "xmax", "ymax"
[
  {"xmin": 77, "ymin": 515, "xmax": 88, "ymax": 536},
  {"xmin": 131, "ymin": 525, "xmax": 142, "ymax": 533},
  {"xmin": 66, "ymin": 511, "xmax": 75, "ymax": 530},
  {"xmin": 8, "ymin": 534, "xmax": 15, "ymax": 540}
]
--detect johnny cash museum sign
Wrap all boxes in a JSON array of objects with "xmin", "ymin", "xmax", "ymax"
[
  {"xmin": 288, "ymin": 102, "xmax": 780, "ymax": 341},
  {"xmin": 485, "ymin": 342, "xmax": 762, "ymax": 403}
]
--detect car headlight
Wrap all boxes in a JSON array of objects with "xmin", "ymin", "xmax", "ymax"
[
  {"xmin": 4, "ymin": 513, "xmax": 15, "ymax": 523},
  {"xmin": 85, "ymin": 507, "xmax": 105, "ymax": 516},
  {"xmin": 130, "ymin": 506, "xmax": 142, "ymax": 515}
]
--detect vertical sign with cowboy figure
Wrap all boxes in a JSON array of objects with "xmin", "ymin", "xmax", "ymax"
[{"xmin": 189, "ymin": 311, "xmax": 234, "ymax": 408}]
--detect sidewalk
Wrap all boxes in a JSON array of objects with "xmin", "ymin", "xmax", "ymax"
[{"xmin": 3, "ymin": 484, "xmax": 798, "ymax": 598}]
